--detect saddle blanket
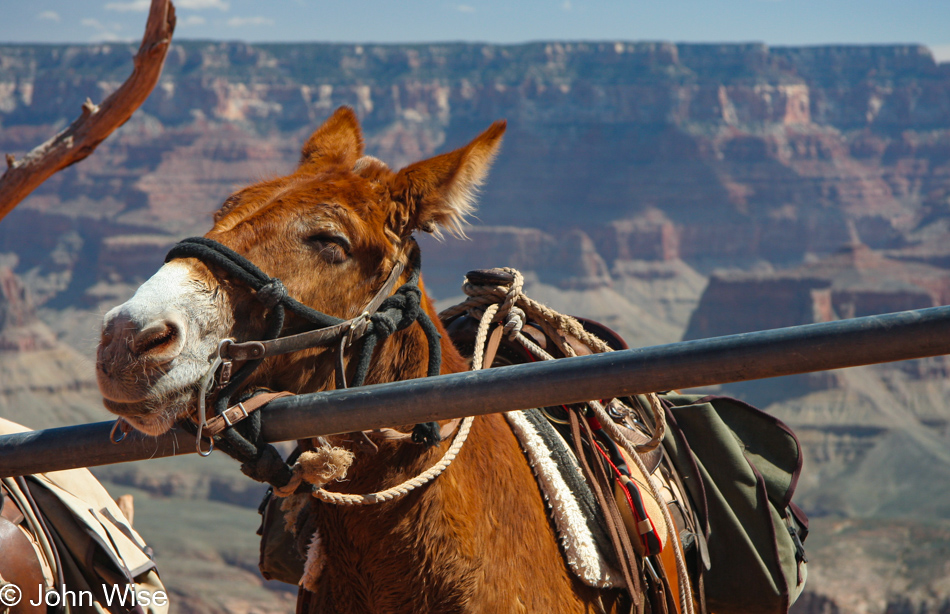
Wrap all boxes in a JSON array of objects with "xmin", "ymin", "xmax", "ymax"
[{"xmin": 504, "ymin": 409, "xmax": 623, "ymax": 589}]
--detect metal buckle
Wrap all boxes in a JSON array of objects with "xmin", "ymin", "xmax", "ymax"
[
  {"xmin": 345, "ymin": 311, "xmax": 371, "ymax": 348},
  {"xmin": 222, "ymin": 402, "xmax": 249, "ymax": 428}
]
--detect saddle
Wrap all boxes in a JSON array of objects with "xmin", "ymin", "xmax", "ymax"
[
  {"xmin": 444, "ymin": 300, "xmax": 700, "ymax": 614},
  {"xmin": 0, "ymin": 418, "xmax": 168, "ymax": 614},
  {"xmin": 442, "ymin": 268, "xmax": 809, "ymax": 614}
]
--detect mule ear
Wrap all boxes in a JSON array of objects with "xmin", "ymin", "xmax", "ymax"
[
  {"xmin": 299, "ymin": 106, "xmax": 364, "ymax": 169},
  {"xmin": 391, "ymin": 120, "xmax": 506, "ymax": 237}
]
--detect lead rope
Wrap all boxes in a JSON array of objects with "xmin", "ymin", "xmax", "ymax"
[
  {"xmin": 444, "ymin": 267, "xmax": 695, "ymax": 614},
  {"xmin": 271, "ymin": 421, "xmax": 474, "ymax": 506},
  {"xmin": 309, "ymin": 415, "xmax": 472, "ymax": 505},
  {"xmin": 271, "ymin": 280, "xmax": 474, "ymax": 505}
]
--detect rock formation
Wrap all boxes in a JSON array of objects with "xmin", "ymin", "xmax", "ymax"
[{"xmin": 1, "ymin": 40, "xmax": 949, "ymax": 614}]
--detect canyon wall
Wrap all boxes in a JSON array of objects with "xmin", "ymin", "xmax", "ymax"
[{"xmin": 2, "ymin": 40, "xmax": 950, "ymax": 614}]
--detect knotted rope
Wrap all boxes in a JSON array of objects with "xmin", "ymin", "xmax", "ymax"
[
  {"xmin": 443, "ymin": 267, "xmax": 693, "ymax": 614},
  {"xmin": 442, "ymin": 268, "xmax": 667, "ymax": 451},
  {"xmin": 270, "ymin": 413, "xmax": 473, "ymax": 506}
]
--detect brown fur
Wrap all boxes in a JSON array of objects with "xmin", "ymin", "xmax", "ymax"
[{"xmin": 187, "ymin": 107, "xmax": 627, "ymax": 612}]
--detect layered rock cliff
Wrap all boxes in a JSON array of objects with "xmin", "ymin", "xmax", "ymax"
[
  {"xmin": 2, "ymin": 40, "xmax": 950, "ymax": 614},
  {"xmin": 2, "ymin": 41, "xmax": 950, "ymax": 274}
]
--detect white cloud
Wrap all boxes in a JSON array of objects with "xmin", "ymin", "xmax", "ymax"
[
  {"xmin": 37, "ymin": 10, "xmax": 61, "ymax": 21},
  {"xmin": 561, "ymin": 0, "xmax": 571, "ymax": 10},
  {"xmin": 226, "ymin": 16, "xmax": 274, "ymax": 27},
  {"xmin": 177, "ymin": 0, "xmax": 230, "ymax": 10},
  {"xmin": 931, "ymin": 44, "xmax": 950, "ymax": 64},
  {"xmin": 103, "ymin": 0, "xmax": 150, "ymax": 11},
  {"xmin": 456, "ymin": 4, "xmax": 475, "ymax": 12},
  {"xmin": 178, "ymin": 15, "xmax": 207, "ymax": 27},
  {"xmin": 105, "ymin": 0, "xmax": 228, "ymax": 11},
  {"xmin": 81, "ymin": 17, "xmax": 129, "ymax": 41}
]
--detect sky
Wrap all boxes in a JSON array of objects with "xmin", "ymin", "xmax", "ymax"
[{"xmin": 1, "ymin": 0, "xmax": 949, "ymax": 63}]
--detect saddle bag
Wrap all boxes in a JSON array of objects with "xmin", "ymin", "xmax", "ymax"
[{"xmin": 657, "ymin": 394, "xmax": 808, "ymax": 614}]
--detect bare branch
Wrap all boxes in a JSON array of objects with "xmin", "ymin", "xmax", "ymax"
[{"xmin": 0, "ymin": 0, "xmax": 177, "ymax": 223}]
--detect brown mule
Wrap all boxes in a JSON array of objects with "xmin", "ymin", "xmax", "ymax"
[{"xmin": 95, "ymin": 107, "xmax": 696, "ymax": 613}]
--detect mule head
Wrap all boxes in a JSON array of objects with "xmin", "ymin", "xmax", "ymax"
[{"xmin": 96, "ymin": 107, "xmax": 505, "ymax": 435}]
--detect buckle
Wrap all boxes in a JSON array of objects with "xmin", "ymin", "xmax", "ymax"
[
  {"xmin": 345, "ymin": 311, "xmax": 371, "ymax": 348},
  {"xmin": 222, "ymin": 402, "xmax": 249, "ymax": 428}
]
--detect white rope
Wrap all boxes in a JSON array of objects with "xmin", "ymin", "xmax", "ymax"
[
  {"xmin": 286, "ymin": 294, "xmax": 485, "ymax": 506},
  {"xmin": 310, "ymin": 415, "xmax": 474, "ymax": 506}
]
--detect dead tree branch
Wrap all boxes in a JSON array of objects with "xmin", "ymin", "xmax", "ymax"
[{"xmin": 0, "ymin": 0, "xmax": 176, "ymax": 222}]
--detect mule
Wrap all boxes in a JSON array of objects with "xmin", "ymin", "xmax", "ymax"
[{"xmin": 95, "ymin": 107, "xmax": 668, "ymax": 613}]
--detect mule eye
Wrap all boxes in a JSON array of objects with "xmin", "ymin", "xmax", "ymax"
[{"xmin": 307, "ymin": 233, "xmax": 350, "ymax": 263}]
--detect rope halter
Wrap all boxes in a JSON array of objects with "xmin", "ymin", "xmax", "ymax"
[{"xmin": 152, "ymin": 235, "xmax": 444, "ymax": 488}]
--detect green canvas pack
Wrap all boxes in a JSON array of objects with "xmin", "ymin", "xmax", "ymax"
[{"xmin": 657, "ymin": 393, "xmax": 808, "ymax": 614}]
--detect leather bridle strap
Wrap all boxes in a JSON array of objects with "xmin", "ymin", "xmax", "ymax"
[
  {"xmin": 202, "ymin": 391, "xmax": 295, "ymax": 438},
  {"xmin": 220, "ymin": 257, "xmax": 406, "ymax": 362},
  {"xmin": 201, "ymin": 393, "xmax": 462, "ymax": 446}
]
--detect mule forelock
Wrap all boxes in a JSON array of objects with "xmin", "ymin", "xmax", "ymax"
[{"xmin": 353, "ymin": 155, "xmax": 390, "ymax": 176}]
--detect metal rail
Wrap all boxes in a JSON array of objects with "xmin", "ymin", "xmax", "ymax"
[{"xmin": 2, "ymin": 304, "xmax": 950, "ymax": 477}]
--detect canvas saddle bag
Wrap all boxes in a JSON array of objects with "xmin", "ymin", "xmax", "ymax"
[
  {"xmin": 657, "ymin": 394, "xmax": 808, "ymax": 614},
  {"xmin": 0, "ymin": 418, "xmax": 167, "ymax": 614}
]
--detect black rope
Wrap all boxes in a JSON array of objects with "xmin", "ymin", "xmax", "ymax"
[
  {"xmin": 165, "ymin": 235, "xmax": 445, "ymax": 485},
  {"xmin": 166, "ymin": 237, "xmax": 344, "ymax": 329}
]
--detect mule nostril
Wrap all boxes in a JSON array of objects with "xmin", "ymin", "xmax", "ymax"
[
  {"xmin": 101, "ymin": 323, "xmax": 115, "ymax": 346},
  {"xmin": 132, "ymin": 318, "xmax": 183, "ymax": 359}
]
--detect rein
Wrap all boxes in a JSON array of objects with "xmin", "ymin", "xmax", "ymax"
[{"xmin": 159, "ymin": 236, "xmax": 444, "ymax": 488}]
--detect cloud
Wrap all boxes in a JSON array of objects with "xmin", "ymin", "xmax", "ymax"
[
  {"xmin": 561, "ymin": 0, "xmax": 571, "ymax": 9},
  {"xmin": 226, "ymin": 16, "xmax": 274, "ymax": 27},
  {"xmin": 177, "ymin": 0, "xmax": 229, "ymax": 10},
  {"xmin": 37, "ymin": 10, "xmax": 61, "ymax": 21},
  {"xmin": 456, "ymin": 5, "xmax": 475, "ymax": 12},
  {"xmin": 178, "ymin": 15, "xmax": 207, "ymax": 27},
  {"xmin": 81, "ymin": 17, "xmax": 129, "ymax": 41},
  {"xmin": 103, "ymin": 0, "xmax": 150, "ymax": 11},
  {"xmin": 931, "ymin": 44, "xmax": 950, "ymax": 64},
  {"xmin": 105, "ymin": 0, "xmax": 228, "ymax": 11}
]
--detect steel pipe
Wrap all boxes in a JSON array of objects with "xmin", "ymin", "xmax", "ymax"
[{"xmin": 2, "ymin": 304, "xmax": 950, "ymax": 477}]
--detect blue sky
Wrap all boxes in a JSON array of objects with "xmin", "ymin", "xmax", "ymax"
[{"xmin": 2, "ymin": 0, "xmax": 949, "ymax": 62}]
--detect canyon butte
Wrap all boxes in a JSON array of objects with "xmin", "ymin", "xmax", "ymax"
[{"xmin": 2, "ymin": 40, "xmax": 950, "ymax": 614}]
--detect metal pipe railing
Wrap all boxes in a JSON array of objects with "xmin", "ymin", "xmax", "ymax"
[{"xmin": 2, "ymin": 304, "xmax": 950, "ymax": 477}]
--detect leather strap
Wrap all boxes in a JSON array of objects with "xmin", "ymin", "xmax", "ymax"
[
  {"xmin": 202, "ymin": 390, "xmax": 461, "ymax": 444},
  {"xmin": 203, "ymin": 391, "xmax": 294, "ymax": 437},
  {"xmin": 223, "ymin": 258, "xmax": 406, "ymax": 362},
  {"xmin": 569, "ymin": 410, "xmax": 643, "ymax": 613},
  {"xmin": 482, "ymin": 325, "xmax": 505, "ymax": 369}
]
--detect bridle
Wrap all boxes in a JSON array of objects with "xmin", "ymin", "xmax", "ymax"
[{"xmin": 146, "ymin": 235, "xmax": 444, "ymax": 487}]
